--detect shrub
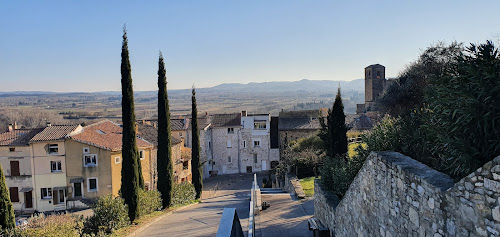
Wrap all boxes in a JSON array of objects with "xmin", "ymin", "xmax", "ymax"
[
  {"xmin": 0, "ymin": 213, "xmax": 84, "ymax": 237},
  {"xmin": 138, "ymin": 190, "xmax": 162, "ymax": 217},
  {"xmin": 84, "ymin": 195, "xmax": 129, "ymax": 234},
  {"xmin": 171, "ymin": 182, "xmax": 196, "ymax": 206}
]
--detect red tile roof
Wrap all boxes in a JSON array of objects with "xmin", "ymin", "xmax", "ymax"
[
  {"xmin": 69, "ymin": 120, "xmax": 152, "ymax": 151},
  {"xmin": 30, "ymin": 125, "xmax": 81, "ymax": 142},
  {"xmin": 0, "ymin": 128, "xmax": 43, "ymax": 146}
]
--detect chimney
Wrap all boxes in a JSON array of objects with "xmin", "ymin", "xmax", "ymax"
[
  {"xmin": 14, "ymin": 121, "xmax": 18, "ymax": 129},
  {"xmin": 8, "ymin": 124, "xmax": 13, "ymax": 132},
  {"xmin": 46, "ymin": 122, "xmax": 52, "ymax": 127},
  {"xmin": 241, "ymin": 110, "xmax": 247, "ymax": 117}
]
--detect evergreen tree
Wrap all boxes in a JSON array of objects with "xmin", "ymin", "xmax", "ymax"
[
  {"xmin": 319, "ymin": 87, "xmax": 348, "ymax": 160},
  {"xmin": 191, "ymin": 87, "xmax": 203, "ymax": 199},
  {"xmin": 120, "ymin": 26, "xmax": 141, "ymax": 222},
  {"xmin": 157, "ymin": 52, "xmax": 173, "ymax": 208},
  {"xmin": 0, "ymin": 163, "xmax": 15, "ymax": 229}
]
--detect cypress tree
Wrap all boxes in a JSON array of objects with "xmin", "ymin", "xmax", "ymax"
[
  {"xmin": 157, "ymin": 52, "xmax": 173, "ymax": 208},
  {"xmin": 0, "ymin": 163, "xmax": 15, "ymax": 229},
  {"xmin": 319, "ymin": 87, "xmax": 348, "ymax": 160},
  {"xmin": 191, "ymin": 87, "xmax": 203, "ymax": 199},
  {"xmin": 120, "ymin": 26, "xmax": 141, "ymax": 222}
]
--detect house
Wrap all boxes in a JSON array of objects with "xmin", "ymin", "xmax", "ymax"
[
  {"xmin": 137, "ymin": 118, "xmax": 190, "ymax": 147},
  {"xmin": 65, "ymin": 120, "xmax": 153, "ymax": 206},
  {"xmin": 278, "ymin": 110, "xmax": 323, "ymax": 153},
  {"xmin": 137, "ymin": 123, "xmax": 192, "ymax": 188},
  {"xmin": 199, "ymin": 111, "xmax": 279, "ymax": 176},
  {"xmin": 0, "ymin": 124, "xmax": 42, "ymax": 214},
  {"xmin": 29, "ymin": 123, "xmax": 83, "ymax": 212}
]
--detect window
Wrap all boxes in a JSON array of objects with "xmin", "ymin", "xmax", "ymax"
[
  {"xmin": 242, "ymin": 140, "xmax": 246, "ymax": 148},
  {"xmin": 227, "ymin": 140, "xmax": 232, "ymax": 148},
  {"xmin": 183, "ymin": 161, "xmax": 189, "ymax": 170},
  {"xmin": 179, "ymin": 132, "xmax": 183, "ymax": 137},
  {"xmin": 253, "ymin": 141, "xmax": 260, "ymax": 147},
  {"xmin": 227, "ymin": 128, "xmax": 234, "ymax": 133},
  {"xmin": 50, "ymin": 161, "xmax": 62, "ymax": 172},
  {"xmin": 83, "ymin": 154, "xmax": 97, "ymax": 167},
  {"xmin": 41, "ymin": 188, "xmax": 52, "ymax": 199},
  {"xmin": 253, "ymin": 154, "xmax": 258, "ymax": 164},
  {"xmin": 48, "ymin": 144, "xmax": 58, "ymax": 154},
  {"xmin": 145, "ymin": 182, "xmax": 151, "ymax": 191},
  {"xmin": 115, "ymin": 156, "xmax": 121, "ymax": 164},
  {"xmin": 9, "ymin": 147, "xmax": 15, "ymax": 152},
  {"xmin": 58, "ymin": 190, "xmax": 64, "ymax": 203},
  {"xmin": 139, "ymin": 150, "xmax": 145, "ymax": 160},
  {"xmin": 9, "ymin": 187, "xmax": 19, "ymax": 202},
  {"xmin": 83, "ymin": 147, "xmax": 90, "ymax": 154},
  {"xmin": 253, "ymin": 122, "xmax": 266, "ymax": 130},
  {"xmin": 10, "ymin": 161, "xmax": 20, "ymax": 176},
  {"xmin": 208, "ymin": 142, "xmax": 211, "ymax": 149},
  {"xmin": 87, "ymin": 178, "xmax": 98, "ymax": 192},
  {"xmin": 228, "ymin": 156, "xmax": 232, "ymax": 163}
]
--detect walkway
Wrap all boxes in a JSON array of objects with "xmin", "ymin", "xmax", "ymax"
[
  {"xmin": 136, "ymin": 173, "xmax": 255, "ymax": 237},
  {"xmin": 258, "ymin": 194, "xmax": 314, "ymax": 237}
]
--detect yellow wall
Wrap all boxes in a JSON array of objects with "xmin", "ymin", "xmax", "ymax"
[
  {"xmin": 111, "ymin": 147, "xmax": 153, "ymax": 195},
  {"xmin": 65, "ymin": 140, "xmax": 113, "ymax": 199}
]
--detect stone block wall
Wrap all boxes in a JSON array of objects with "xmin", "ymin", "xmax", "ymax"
[{"xmin": 314, "ymin": 152, "xmax": 500, "ymax": 237}]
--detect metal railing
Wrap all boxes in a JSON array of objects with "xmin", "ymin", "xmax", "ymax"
[{"xmin": 248, "ymin": 173, "xmax": 258, "ymax": 237}]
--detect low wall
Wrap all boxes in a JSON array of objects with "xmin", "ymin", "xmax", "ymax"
[
  {"xmin": 314, "ymin": 152, "xmax": 500, "ymax": 236},
  {"xmin": 283, "ymin": 174, "xmax": 305, "ymax": 198}
]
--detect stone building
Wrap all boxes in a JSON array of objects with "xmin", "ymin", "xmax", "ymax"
[
  {"xmin": 277, "ymin": 110, "xmax": 323, "ymax": 156},
  {"xmin": 192, "ymin": 111, "xmax": 279, "ymax": 176},
  {"xmin": 357, "ymin": 64, "xmax": 387, "ymax": 113}
]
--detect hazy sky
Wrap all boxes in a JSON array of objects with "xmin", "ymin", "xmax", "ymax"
[{"xmin": 1, "ymin": 1, "xmax": 499, "ymax": 92}]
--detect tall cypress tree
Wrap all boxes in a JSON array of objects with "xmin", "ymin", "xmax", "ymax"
[
  {"xmin": 157, "ymin": 52, "xmax": 173, "ymax": 208},
  {"xmin": 319, "ymin": 87, "xmax": 348, "ymax": 160},
  {"xmin": 0, "ymin": 163, "xmax": 15, "ymax": 229},
  {"xmin": 120, "ymin": 26, "xmax": 141, "ymax": 222},
  {"xmin": 191, "ymin": 87, "xmax": 203, "ymax": 199}
]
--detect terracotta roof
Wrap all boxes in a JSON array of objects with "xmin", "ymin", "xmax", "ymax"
[
  {"xmin": 30, "ymin": 125, "xmax": 81, "ymax": 142},
  {"xmin": 209, "ymin": 113, "xmax": 241, "ymax": 127},
  {"xmin": 350, "ymin": 114, "xmax": 373, "ymax": 130},
  {"xmin": 69, "ymin": 120, "xmax": 152, "ymax": 151},
  {"xmin": 187, "ymin": 117, "xmax": 211, "ymax": 130},
  {"xmin": 0, "ymin": 128, "xmax": 43, "ymax": 146},
  {"xmin": 137, "ymin": 123, "xmax": 182, "ymax": 147},
  {"xmin": 170, "ymin": 119, "xmax": 187, "ymax": 131}
]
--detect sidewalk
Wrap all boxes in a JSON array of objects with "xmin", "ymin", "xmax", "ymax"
[{"xmin": 258, "ymin": 194, "xmax": 314, "ymax": 237}]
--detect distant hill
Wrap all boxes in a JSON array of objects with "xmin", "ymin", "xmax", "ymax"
[
  {"xmin": 208, "ymin": 79, "xmax": 364, "ymax": 93},
  {"xmin": 0, "ymin": 79, "xmax": 364, "ymax": 96}
]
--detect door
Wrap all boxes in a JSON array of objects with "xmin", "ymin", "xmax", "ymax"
[
  {"xmin": 74, "ymin": 182, "xmax": 82, "ymax": 198},
  {"xmin": 261, "ymin": 160, "xmax": 267, "ymax": 171},
  {"xmin": 222, "ymin": 165, "xmax": 227, "ymax": 174},
  {"xmin": 25, "ymin": 191, "xmax": 32, "ymax": 208}
]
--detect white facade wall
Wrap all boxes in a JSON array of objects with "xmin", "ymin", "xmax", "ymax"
[{"xmin": 0, "ymin": 146, "xmax": 35, "ymax": 211}]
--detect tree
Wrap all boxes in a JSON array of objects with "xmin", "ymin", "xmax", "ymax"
[
  {"xmin": 0, "ymin": 163, "xmax": 14, "ymax": 229},
  {"xmin": 120, "ymin": 26, "xmax": 141, "ymax": 222},
  {"xmin": 156, "ymin": 52, "xmax": 173, "ymax": 208},
  {"xmin": 319, "ymin": 88, "xmax": 348, "ymax": 160},
  {"xmin": 191, "ymin": 87, "xmax": 203, "ymax": 199}
]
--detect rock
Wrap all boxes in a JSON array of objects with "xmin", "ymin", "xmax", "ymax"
[
  {"xmin": 428, "ymin": 198, "xmax": 435, "ymax": 209},
  {"xmin": 409, "ymin": 207, "xmax": 419, "ymax": 227},
  {"xmin": 493, "ymin": 206, "xmax": 500, "ymax": 222}
]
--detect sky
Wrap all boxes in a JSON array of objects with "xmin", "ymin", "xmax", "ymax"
[{"xmin": 1, "ymin": 1, "xmax": 499, "ymax": 92}]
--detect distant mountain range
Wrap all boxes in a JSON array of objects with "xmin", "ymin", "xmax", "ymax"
[{"xmin": 0, "ymin": 79, "xmax": 364, "ymax": 96}]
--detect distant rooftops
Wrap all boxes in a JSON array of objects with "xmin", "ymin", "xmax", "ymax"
[{"xmin": 136, "ymin": 123, "xmax": 182, "ymax": 147}]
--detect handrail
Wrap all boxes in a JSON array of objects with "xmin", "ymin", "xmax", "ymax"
[
  {"xmin": 248, "ymin": 173, "xmax": 257, "ymax": 237},
  {"xmin": 216, "ymin": 208, "xmax": 244, "ymax": 237}
]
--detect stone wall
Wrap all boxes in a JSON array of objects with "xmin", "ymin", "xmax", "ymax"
[{"xmin": 314, "ymin": 152, "xmax": 500, "ymax": 237}]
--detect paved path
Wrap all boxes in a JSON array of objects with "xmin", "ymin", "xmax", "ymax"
[
  {"xmin": 258, "ymin": 194, "xmax": 314, "ymax": 237},
  {"xmin": 136, "ymin": 173, "xmax": 255, "ymax": 237}
]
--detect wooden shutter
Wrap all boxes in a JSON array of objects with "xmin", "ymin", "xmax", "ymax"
[
  {"xmin": 10, "ymin": 161, "xmax": 20, "ymax": 176},
  {"xmin": 9, "ymin": 187, "xmax": 19, "ymax": 202}
]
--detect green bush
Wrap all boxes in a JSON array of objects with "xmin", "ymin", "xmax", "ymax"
[
  {"xmin": 0, "ymin": 213, "xmax": 84, "ymax": 237},
  {"xmin": 138, "ymin": 190, "xmax": 162, "ymax": 217},
  {"xmin": 84, "ymin": 195, "xmax": 129, "ymax": 234},
  {"xmin": 171, "ymin": 182, "xmax": 196, "ymax": 206}
]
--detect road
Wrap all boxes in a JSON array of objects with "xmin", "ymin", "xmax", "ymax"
[{"xmin": 136, "ymin": 173, "xmax": 256, "ymax": 237}]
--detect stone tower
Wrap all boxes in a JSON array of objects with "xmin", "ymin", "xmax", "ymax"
[{"xmin": 364, "ymin": 64, "xmax": 386, "ymax": 109}]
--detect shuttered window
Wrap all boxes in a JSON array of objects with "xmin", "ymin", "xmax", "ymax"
[
  {"xmin": 10, "ymin": 161, "xmax": 20, "ymax": 176},
  {"xmin": 9, "ymin": 187, "xmax": 19, "ymax": 202}
]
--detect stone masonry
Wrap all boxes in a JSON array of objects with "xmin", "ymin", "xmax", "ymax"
[{"xmin": 314, "ymin": 152, "xmax": 500, "ymax": 237}]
